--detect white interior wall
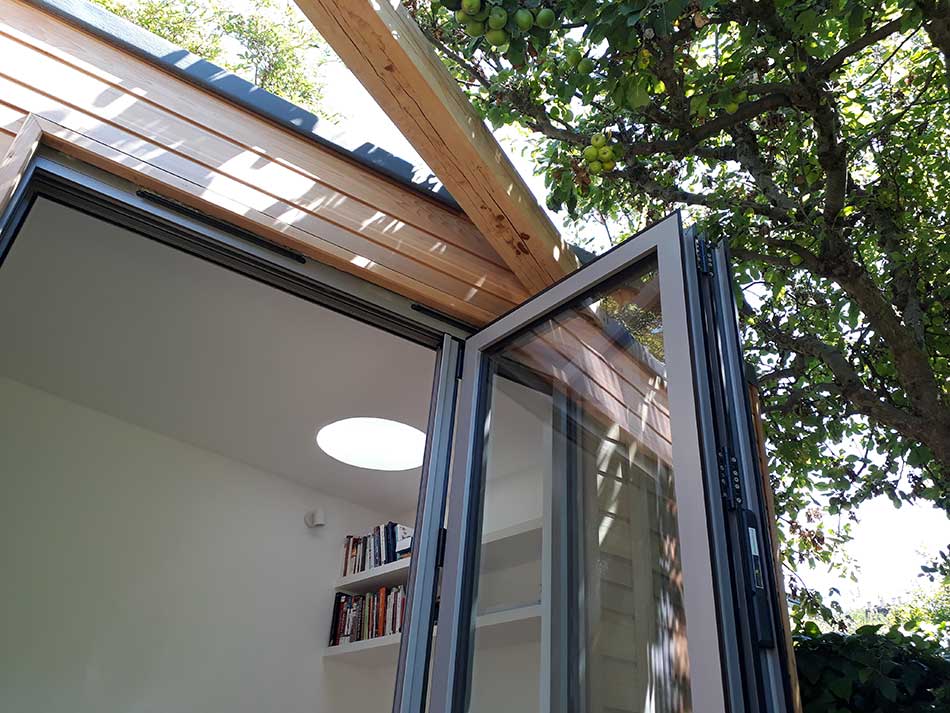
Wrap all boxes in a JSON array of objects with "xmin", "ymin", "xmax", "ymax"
[{"xmin": 0, "ymin": 377, "xmax": 397, "ymax": 713}]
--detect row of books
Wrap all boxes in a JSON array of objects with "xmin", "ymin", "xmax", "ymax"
[
  {"xmin": 328, "ymin": 585, "xmax": 406, "ymax": 646},
  {"xmin": 341, "ymin": 522, "xmax": 413, "ymax": 577}
]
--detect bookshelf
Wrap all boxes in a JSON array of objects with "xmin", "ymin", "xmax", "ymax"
[
  {"xmin": 335, "ymin": 557, "xmax": 411, "ymax": 595},
  {"xmin": 323, "ymin": 603, "xmax": 542, "ymax": 665},
  {"xmin": 325, "ymin": 518, "xmax": 543, "ymax": 665}
]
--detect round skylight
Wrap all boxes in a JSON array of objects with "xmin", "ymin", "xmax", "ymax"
[{"xmin": 316, "ymin": 417, "xmax": 426, "ymax": 471}]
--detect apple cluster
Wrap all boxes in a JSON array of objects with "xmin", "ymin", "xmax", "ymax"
[
  {"xmin": 437, "ymin": 0, "xmax": 556, "ymax": 48},
  {"xmin": 581, "ymin": 133, "xmax": 617, "ymax": 176}
]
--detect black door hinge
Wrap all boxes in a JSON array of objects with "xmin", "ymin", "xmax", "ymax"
[
  {"xmin": 718, "ymin": 447, "xmax": 743, "ymax": 510},
  {"xmin": 695, "ymin": 237, "xmax": 714, "ymax": 275}
]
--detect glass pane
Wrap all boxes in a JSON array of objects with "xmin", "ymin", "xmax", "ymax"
[{"xmin": 467, "ymin": 252, "xmax": 690, "ymax": 713}]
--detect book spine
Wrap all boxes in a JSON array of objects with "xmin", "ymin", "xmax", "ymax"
[
  {"xmin": 341, "ymin": 536, "xmax": 351, "ymax": 577},
  {"xmin": 402, "ymin": 587, "xmax": 407, "ymax": 631},
  {"xmin": 339, "ymin": 597, "xmax": 353, "ymax": 644},
  {"xmin": 328, "ymin": 593, "xmax": 340, "ymax": 646},
  {"xmin": 371, "ymin": 593, "xmax": 378, "ymax": 639},
  {"xmin": 396, "ymin": 587, "xmax": 402, "ymax": 633}
]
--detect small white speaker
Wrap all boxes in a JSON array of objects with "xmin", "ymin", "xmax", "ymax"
[{"xmin": 304, "ymin": 508, "xmax": 326, "ymax": 528}]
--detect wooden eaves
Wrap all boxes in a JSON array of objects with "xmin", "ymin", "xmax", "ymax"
[{"xmin": 292, "ymin": 0, "xmax": 580, "ymax": 295}]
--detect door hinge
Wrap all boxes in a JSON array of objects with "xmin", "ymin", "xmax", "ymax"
[
  {"xmin": 695, "ymin": 237, "xmax": 714, "ymax": 275},
  {"xmin": 717, "ymin": 447, "xmax": 743, "ymax": 510}
]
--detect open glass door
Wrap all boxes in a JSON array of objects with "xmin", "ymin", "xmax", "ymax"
[{"xmin": 424, "ymin": 214, "xmax": 791, "ymax": 713}]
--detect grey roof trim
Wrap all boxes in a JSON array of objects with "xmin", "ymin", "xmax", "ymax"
[{"xmin": 25, "ymin": 0, "xmax": 461, "ymax": 210}]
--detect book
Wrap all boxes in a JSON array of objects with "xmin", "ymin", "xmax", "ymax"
[
  {"xmin": 339, "ymin": 522, "xmax": 413, "ymax": 577},
  {"xmin": 341, "ymin": 536, "xmax": 352, "ymax": 577},
  {"xmin": 327, "ymin": 584, "xmax": 407, "ymax": 647},
  {"xmin": 396, "ymin": 524, "xmax": 413, "ymax": 559}
]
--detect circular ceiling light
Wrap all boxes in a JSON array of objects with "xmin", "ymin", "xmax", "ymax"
[{"xmin": 316, "ymin": 417, "xmax": 426, "ymax": 471}]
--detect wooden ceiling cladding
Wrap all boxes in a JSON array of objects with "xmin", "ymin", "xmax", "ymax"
[{"xmin": 0, "ymin": 0, "xmax": 530, "ymax": 324}]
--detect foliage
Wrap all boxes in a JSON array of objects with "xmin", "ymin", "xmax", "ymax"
[
  {"xmin": 848, "ymin": 581, "xmax": 950, "ymax": 645},
  {"xmin": 410, "ymin": 0, "xmax": 950, "ymax": 606},
  {"xmin": 795, "ymin": 622, "xmax": 950, "ymax": 711},
  {"xmin": 92, "ymin": 0, "xmax": 329, "ymax": 116},
  {"xmin": 217, "ymin": 0, "xmax": 326, "ymax": 110}
]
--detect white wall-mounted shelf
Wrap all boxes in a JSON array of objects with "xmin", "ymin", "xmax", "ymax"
[
  {"xmin": 480, "ymin": 517, "xmax": 542, "ymax": 571},
  {"xmin": 333, "ymin": 518, "xmax": 542, "ymax": 596},
  {"xmin": 324, "ymin": 602, "xmax": 542, "ymax": 666},
  {"xmin": 335, "ymin": 557, "xmax": 411, "ymax": 594}
]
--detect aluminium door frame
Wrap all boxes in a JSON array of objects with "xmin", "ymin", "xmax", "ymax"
[{"xmin": 428, "ymin": 212, "xmax": 729, "ymax": 713}]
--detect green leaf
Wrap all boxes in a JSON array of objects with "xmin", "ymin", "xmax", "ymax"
[
  {"xmin": 827, "ymin": 676, "xmax": 852, "ymax": 700},
  {"xmin": 877, "ymin": 676, "xmax": 898, "ymax": 702}
]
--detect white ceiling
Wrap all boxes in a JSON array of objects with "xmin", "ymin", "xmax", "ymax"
[{"xmin": 0, "ymin": 199, "xmax": 435, "ymax": 515}]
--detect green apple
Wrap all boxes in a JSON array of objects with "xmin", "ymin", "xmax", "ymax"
[
  {"xmin": 591, "ymin": 133, "xmax": 607, "ymax": 148},
  {"xmin": 637, "ymin": 47, "xmax": 652, "ymax": 69},
  {"xmin": 597, "ymin": 145, "xmax": 614, "ymax": 161},
  {"xmin": 565, "ymin": 49, "xmax": 582, "ymax": 67},
  {"xmin": 582, "ymin": 145, "xmax": 599, "ymax": 163},
  {"xmin": 461, "ymin": 0, "xmax": 481, "ymax": 14},
  {"xmin": 455, "ymin": 9, "xmax": 468, "ymax": 22},
  {"xmin": 487, "ymin": 6, "xmax": 508, "ymax": 29},
  {"xmin": 536, "ymin": 7, "xmax": 556, "ymax": 29},
  {"xmin": 588, "ymin": 160, "xmax": 603, "ymax": 175},
  {"xmin": 514, "ymin": 8, "xmax": 534, "ymax": 30},
  {"xmin": 464, "ymin": 20, "xmax": 485, "ymax": 36},
  {"xmin": 577, "ymin": 57, "xmax": 594, "ymax": 75},
  {"xmin": 724, "ymin": 101, "xmax": 740, "ymax": 114},
  {"xmin": 602, "ymin": 159, "xmax": 616, "ymax": 171},
  {"xmin": 485, "ymin": 28, "xmax": 509, "ymax": 46}
]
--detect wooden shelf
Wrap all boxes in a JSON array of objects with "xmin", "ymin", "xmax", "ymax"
[
  {"xmin": 324, "ymin": 602, "xmax": 542, "ymax": 666},
  {"xmin": 335, "ymin": 558, "xmax": 411, "ymax": 594}
]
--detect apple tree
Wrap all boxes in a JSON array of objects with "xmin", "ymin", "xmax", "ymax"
[{"xmin": 408, "ymin": 0, "xmax": 950, "ymax": 619}]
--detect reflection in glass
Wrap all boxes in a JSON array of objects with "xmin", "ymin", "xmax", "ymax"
[{"xmin": 467, "ymin": 253, "xmax": 690, "ymax": 713}]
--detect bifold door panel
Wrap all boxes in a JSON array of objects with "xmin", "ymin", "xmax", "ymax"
[{"xmin": 405, "ymin": 214, "xmax": 792, "ymax": 713}]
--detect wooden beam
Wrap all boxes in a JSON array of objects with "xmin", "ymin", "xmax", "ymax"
[{"xmin": 293, "ymin": 0, "xmax": 579, "ymax": 294}]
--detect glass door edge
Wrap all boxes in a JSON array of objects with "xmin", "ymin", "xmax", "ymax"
[{"xmin": 394, "ymin": 335, "xmax": 462, "ymax": 713}]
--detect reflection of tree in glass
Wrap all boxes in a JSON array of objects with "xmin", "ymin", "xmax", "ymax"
[{"xmin": 598, "ymin": 271, "xmax": 664, "ymax": 362}]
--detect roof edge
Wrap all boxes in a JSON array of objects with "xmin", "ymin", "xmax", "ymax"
[{"xmin": 24, "ymin": 0, "xmax": 462, "ymax": 211}]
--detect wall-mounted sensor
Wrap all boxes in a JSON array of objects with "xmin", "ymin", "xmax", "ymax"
[{"xmin": 304, "ymin": 508, "xmax": 326, "ymax": 528}]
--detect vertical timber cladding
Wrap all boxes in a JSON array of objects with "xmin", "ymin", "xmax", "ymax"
[{"xmin": 0, "ymin": 0, "xmax": 531, "ymax": 324}]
